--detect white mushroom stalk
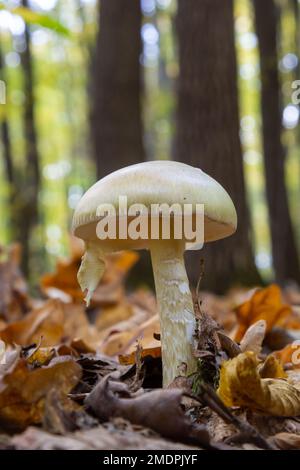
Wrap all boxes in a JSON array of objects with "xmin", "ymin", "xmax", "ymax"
[{"xmin": 150, "ymin": 239, "xmax": 196, "ymax": 386}]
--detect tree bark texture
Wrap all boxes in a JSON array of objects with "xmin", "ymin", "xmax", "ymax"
[
  {"xmin": 174, "ymin": 0, "xmax": 261, "ymax": 293},
  {"xmin": 254, "ymin": 0, "xmax": 300, "ymax": 284},
  {"xmin": 90, "ymin": 0, "xmax": 145, "ymax": 179}
]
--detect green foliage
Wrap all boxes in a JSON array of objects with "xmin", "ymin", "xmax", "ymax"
[{"xmin": 0, "ymin": 2, "xmax": 70, "ymax": 36}]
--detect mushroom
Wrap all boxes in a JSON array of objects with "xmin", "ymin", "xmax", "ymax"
[{"xmin": 72, "ymin": 161, "xmax": 237, "ymax": 386}]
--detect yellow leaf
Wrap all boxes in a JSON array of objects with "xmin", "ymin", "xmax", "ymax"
[
  {"xmin": 217, "ymin": 352, "xmax": 300, "ymax": 416},
  {"xmin": 26, "ymin": 346, "xmax": 55, "ymax": 367},
  {"xmin": 257, "ymin": 354, "xmax": 286, "ymax": 379}
]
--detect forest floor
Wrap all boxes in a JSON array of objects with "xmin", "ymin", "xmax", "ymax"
[{"xmin": 1, "ymin": 240, "xmax": 300, "ymax": 450}]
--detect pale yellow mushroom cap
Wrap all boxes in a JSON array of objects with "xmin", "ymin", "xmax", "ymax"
[{"xmin": 72, "ymin": 161, "xmax": 237, "ymax": 250}]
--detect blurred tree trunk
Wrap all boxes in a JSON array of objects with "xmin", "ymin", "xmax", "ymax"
[
  {"xmin": 0, "ymin": 42, "xmax": 15, "ymax": 227},
  {"xmin": 90, "ymin": 0, "xmax": 145, "ymax": 178},
  {"xmin": 292, "ymin": 0, "xmax": 300, "ymax": 209},
  {"xmin": 174, "ymin": 0, "xmax": 261, "ymax": 293},
  {"xmin": 254, "ymin": 0, "xmax": 300, "ymax": 284},
  {"xmin": 18, "ymin": 0, "xmax": 40, "ymax": 276},
  {"xmin": 293, "ymin": 0, "xmax": 300, "ymax": 75}
]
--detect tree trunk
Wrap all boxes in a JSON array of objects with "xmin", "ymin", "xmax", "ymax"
[
  {"xmin": 292, "ymin": 0, "xmax": 300, "ymax": 224},
  {"xmin": 254, "ymin": 0, "xmax": 300, "ymax": 284},
  {"xmin": 18, "ymin": 0, "xmax": 40, "ymax": 276},
  {"xmin": 0, "ymin": 40, "xmax": 16, "ymax": 239},
  {"xmin": 90, "ymin": 0, "xmax": 145, "ymax": 179},
  {"xmin": 0, "ymin": 43, "xmax": 14, "ymax": 185},
  {"xmin": 174, "ymin": 0, "xmax": 261, "ymax": 293}
]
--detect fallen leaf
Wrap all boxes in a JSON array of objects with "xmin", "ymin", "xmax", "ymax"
[
  {"xmin": 257, "ymin": 354, "xmax": 286, "ymax": 379},
  {"xmin": 217, "ymin": 351, "xmax": 300, "ymax": 416},
  {"xmin": 41, "ymin": 239, "xmax": 139, "ymax": 307},
  {"xmin": 272, "ymin": 432, "xmax": 300, "ymax": 450},
  {"xmin": 0, "ymin": 356, "xmax": 82, "ymax": 430},
  {"xmin": 235, "ymin": 285, "xmax": 292, "ymax": 342},
  {"xmin": 95, "ymin": 290, "xmax": 156, "ymax": 340},
  {"xmin": 239, "ymin": 320, "xmax": 266, "ymax": 354},
  {"xmin": 273, "ymin": 342, "xmax": 300, "ymax": 369},
  {"xmin": 265, "ymin": 327, "xmax": 298, "ymax": 351},
  {"xmin": 119, "ymin": 346, "xmax": 161, "ymax": 365},
  {"xmin": 42, "ymin": 388, "xmax": 83, "ymax": 435},
  {"xmin": 70, "ymin": 338, "xmax": 96, "ymax": 355},
  {"xmin": 100, "ymin": 315, "xmax": 160, "ymax": 356},
  {"xmin": 25, "ymin": 345, "xmax": 56, "ymax": 367},
  {"xmin": 85, "ymin": 374, "xmax": 212, "ymax": 447},
  {"xmin": 0, "ymin": 299, "xmax": 64, "ymax": 346},
  {"xmin": 62, "ymin": 303, "xmax": 95, "ymax": 343},
  {"xmin": 286, "ymin": 369, "xmax": 300, "ymax": 389},
  {"xmin": 104, "ymin": 251, "xmax": 139, "ymax": 283},
  {"xmin": 0, "ymin": 299, "xmax": 104, "ymax": 353},
  {"xmin": 217, "ymin": 331, "xmax": 241, "ymax": 358},
  {"xmin": 95, "ymin": 302, "xmax": 134, "ymax": 332},
  {"xmin": 283, "ymin": 307, "xmax": 300, "ymax": 330},
  {"xmin": 40, "ymin": 237, "xmax": 85, "ymax": 303}
]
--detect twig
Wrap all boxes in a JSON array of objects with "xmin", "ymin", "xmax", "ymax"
[
  {"xmin": 195, "ymin": 258, "xmax": 205, "ymax": 315},
  {"xmin": 191, "ymin": 383, "xmax": 276, "ymax": 450}
]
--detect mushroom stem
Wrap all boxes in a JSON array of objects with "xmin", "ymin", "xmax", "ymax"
[{"xmin": 150, "ymin": 240, "xmax": 197, "ymax": 386}]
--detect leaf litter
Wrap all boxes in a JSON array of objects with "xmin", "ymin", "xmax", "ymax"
[{"xmin": 1, "ymin": 242, "xmax": 300, "ymax": 449}]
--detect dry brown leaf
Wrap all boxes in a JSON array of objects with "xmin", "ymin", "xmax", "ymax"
[
  {"xmin": 235, "ymin": 285, "xmax": 292, "ymax": 342},
  {"xmin": 273, "ymin": 343, "xmax": 300, "ymax": 369},
  {"xmin": 62, "ymin": 303, "xmax": 95, "ymax": 342},
  {"xmin": 100, "ymin": 315, "xmax": 160, "ymax": 356},
  {"xmin": 85, "ymin": 374, "xmax": 211, "ymax": 447},
  {"xmin": 0, "ymin": 299, "xmax": 64, "ymax": 346},
  {"xmin": 0, "ymin": 356, "xmax": 81, "ymax": 430},
  {"xmin": 217, "ymin": 351, "xmax": 300, "ymax": 416},
  {"xmin": 40, "ymin": 237, "xmax": 84, "ymax": 302},
  {"xmin": 0, "ymin": 299, "xmax": 103, "ymax": 353},
  {"xmin": 286, "ymin": 369, "xmax": 300, "ymax": 390},
  {"xmin": 103, "ymin": 251, "xmax": 139, "ymax": 283},
  {"xmin": 273, "ymin": 432, "xmax": 300, "ymax": 450},
  {"xmin": 95, "ymin": 302, "xmax": 134, "ymax": 332},
  {"xmin": 265, "ymin": 326, "xmax": 298, "ymax": 351},
  {"xmin": 70, "ymin": 338, "xmax": 96, "ymax": 355},
  {"xmin": 239, "ymin": 320, "xmax": 266, "ymax": 354},
  {"xmin": 94, "ymin": 288, "xmax": 156, "ymax": 339},
  {"xmin": 257, "ymin": 354, "xmax": 286, "ymax": 379},
  {"xmin": 25, "ymin": 346, "xmax": 56, "ymax": 367},
  {"xmin": 283, "ymin": 308, "xmax": 300, "ymax": 330},
  {"xmin": 119, "ymin": 346, "xmax": 161, "ymax": 365},
  {"xmin": 41, "ymin": 239, "xmax": 139, "ymax": 307}
]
